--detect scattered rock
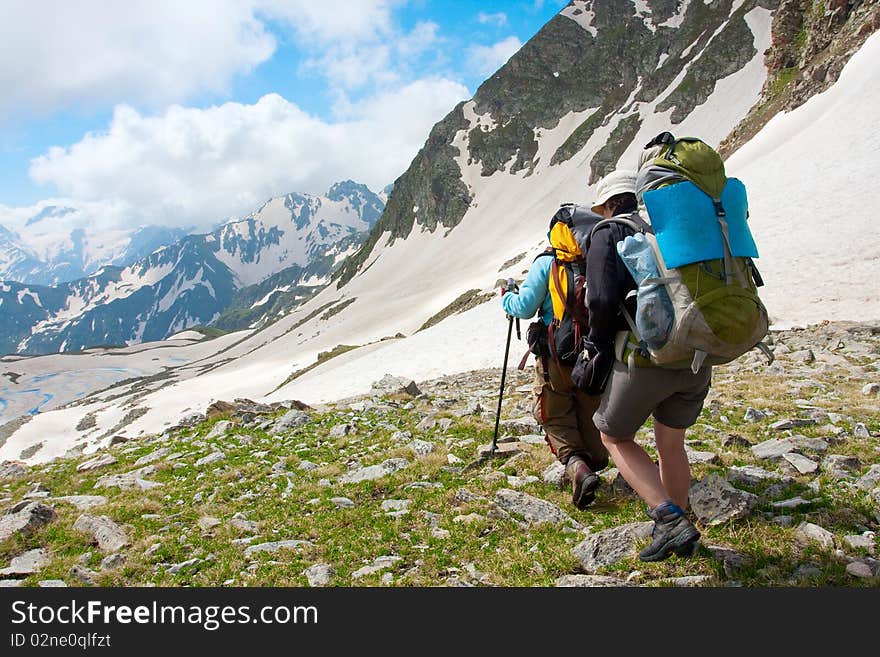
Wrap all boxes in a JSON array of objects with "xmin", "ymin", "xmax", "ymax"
[
  {"xmin": 572, "ymin": 522, "xmax": 653, "ymax": 573},
  {"xmin": 76, "ymin": 453, "xmax": 117, "ymax": 472},
  {"xmin": 244, "ymin": 540, "xmax": 313, "ymax": 557},
  {"xmin": 272, "ymin": 409, "xmax": 311, "ymax": 432},
  {"xmin": 197, "ymin": 517, "xmax": 221, "ymax": 532},
  {"xmin": 663, "ymin": 575, "xmax": 715, "ymax": 587},
  {"xmin": 195, "ymin": 451, "xmax": 225, "ymax": 467},
  {"xmin": 0, "ymin": 548, "xmax": 51, "ymax": 577},
  {"xmin": 685, "ymin": 446, "xmax": 720, "ymax": 464},
  {"xmin": 391, "ymin": 430, "xmax": 413, "ymax": 443},
  {"xmin": 69, "ymin": 565, "xmax": 97, "ymax": 586},
  {"xmin": 100, "ymin": 553, "xmax": 125, "ymax": 571},
  {"xmin": 381, "ymin": 499, "xmax": 410, "ymax": 512},
  {"xmin": 303, "ymin": 563, "xmax": 336, "ymax": 587},
  {"xmin": 476, "ymin": 442, "xmax": 522, "ymax": 459},
  {"xmin": 351, "ymin": 555, "xmax": 402, "ymax": 579},
  {"xmin": 339, "ymin": 458, "xmax": 409, "ymax": 484},
  {"xmin": 856, "ymin": 465, "xmax": 880, "ymax": 491},
  {"xmin": 821, "ymin": 454, "xmax": 861, "ymax": 480},
  {"xmin": 500, "ymin": 418, "xmax": 541, "ymax": 436},
  {"xmin": 168, "ymin": 558, "xmax": 202, "ymax": 575},
  {"xmin": 0, "ymin": 461, "xmax": 28, "ymax": 480},
  {"xmin": 555, "ymin": 574, "xmax": 630, "ymax": 587},
  {"xmin": 298, "ymin": 460, "xmax": 319, "ymax": 472},
  {"xmin": 861, "ymin": 383, "xmax": 880, "ymax": 396},
  {"xmin": 0, "ymin": 580, "xmax": 23, "ymax": 587},
  {"xmin": 791, "ymin": 436, "xmax": 829, "ymax": 453},
  {"xmin": 853, "ymin": 423, "xmax": 871, "ymax": 438},
  {"xmin": 453, "ymin": 513, "xmax": 485, "ymax": 525},
  {"xmin": 722, "ymin": 434, "xmax": 751, "ymax": 448},
  {"xmin": 751, "ymin": 438, "xmax": 796, "ymax": 460},
  {"xmin": 329, "ymin": 423, "xmax": 353, "ymax": 438},
  {"xmin": 843, "ymin": 533, "xmax": 876, "ymax": 554},
  {"xmin": 371, "ymin": 374, "xmax": 421, "ymax": 397},
  {"xmin": 601, "ymin": 468, "xmax": 637, "ymax": 497},
  {"xmin": 52, "ymin": 495, "xmax": 109, "ymax": 510},
  {"xmin": 38, "ymin": 580, "xmax": 67, "ymax": 587},
  {"xmin": 690, "ymin": 474, "xmax": 758, "ymax": 525},
  {"xmin": 0, "ymin": 501, "xmax": 55, "ymax": 541},
  {"xmin": 205, "ymin": 420, "xmax": 233, "ymax": 440},
  {"xmin": 94, "ymin": 466, "xmax": 157, "ymax": 490},
  {"xmin": 795, "ymin": 522, "xmax": 836, "ymax": 550},
  {"xmin": 743, "ymin": 408, "xmax": 766, "ymax": 422},
  {"xmin": 845, "ymin": 562, "xmax": 874, "ymax": 579},
  {"xmin": 726, "ymin": 465, "xmax": 784, "ymax": 488},
  {"xmin": 408, "ymin": 439, "xmax": 435, "ymax": 456},
  {"xmin": 331, "ymin": 497, "xmax": 355, "ymax": 508},
  {"xmin": 783, "ymin": 452, "xmax": 819, "ymax": 475},
  {"xmin": 542, "ymin": 461, "xmax": 565, "ymax": 489},
  {"xmin": 73, "ymin": 514, "xmax": 129, "ymax": 553},
  {"xmin": 771, "ymin": 497, "xmax": 813, "ymax": 510},
  {"xmin": 706, "ymin": 545, "xmax": 752, "ymax": 577},
  {"xmin": 494, "ymin": 489, "xmax": 576, "ymax": 527}
]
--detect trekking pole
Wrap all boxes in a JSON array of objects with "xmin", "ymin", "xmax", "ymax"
[{"xmin": 491, "ymin": 279, "xmax": 519, "ymax": 454}]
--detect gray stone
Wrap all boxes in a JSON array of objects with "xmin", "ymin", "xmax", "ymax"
[
  {"xmin": 69, "ymin": 565, "xmax": 96, "ymax": 586},
  {"xmin": 793, "ymin": 564, "xmax": 822, "ymax": 580},
  {"xmin": 685, "ymin": 446, "xmax": 719, "ymax": 464},
  {"xmin": 542, "ymin": 461, "xmax": 565, "ymax": 489},
  {"xmin": 845, "ymin": 562, "xmax": 874, "ymax": 578},
  {"xmin": 408, "ymin": 439, "xmax": 436, "ymax": 456},
  {"xmin": 331, "ymin": 497, "xmax": 355, "ymax": 508},
  {"xmin": 195, "ymin": 451, "xmax": 225, "ymax": 467},
  {"xmin": 0, "ymin": 548, "xmax": 51, "ymax": 576},
  {"xmin": 391, "ymin": 430, "xmax": 413, "ymax": 443},
  {"xmin": 351, "ymin": 555, "xmax": 401, "ymax": 579},
  {"xmin": 572, "ymin": 522, "xmax": 653, "ymax": 573},
  {"xmin": 795, "ymin": 522, "xmax": 836, "ymax": 550},
  {"xmin": 52, "ymin": 495, "xmax": 109, "ymax": 510},
  {"xmin": 0, "ymin": 461, "xmax": 28, "ymax": 480},
  {"xmin": 599, "ymin": 468, "xmax": 637, "ymax": 497},
  {"xmin": 329, "ymin": 423, "xmax": 353, "ymax": 438},
  {"xmin": 205, "ymin": 420, "xmax": 233, "ymax": 440},
  {"xmin": 843, "ymin": 533, "xmax": 876, "ymax": 554},
  {"xmin": 856, "ymin": 465, "xmax": 880, "ymax": 491},
  {"xmin": 722, "ymin": 433, "xmax": 752, "ymax": 448},
  {"xmin": 38, "ymin": 580, "xmax": 67, "ymax": 587},
  {"xmin": 751, "ymin": 438, "xmax": 796, "ymax": 460},
  {"xmin": 476, "ymin": 442, "xmax": 522, "ymax": 458},
  {"xmin": 494, "ymin": 489, "xmax": 576, "ymax": 527},
  {"xmin": 706, "ymin": 545, "xmax": 752, "ymax": 577},
  {"xmin": 76, "ymin": 453, "xmax": 117, "ymax": 472},
  {"xmin": 272, "ymin": 409, "xmax": 311, "ymax": 432},
  {"xmin": 244, "ymin": 539, "xmax": 313, "ymax": 557},
  {"xmin": 298, "ymin": 460, "xmax": 319, "ymax": 471},
  {"xmin": 73, "ymin": 514, "xmax": 129, "ymax": 553},
  {"xmin": 773, "ymin": 515, "xmax": 795, "ymax": 527},
  {"xmin": 370, "ymin": 374, "xmax": 421, "ymax": 397},
  {"xmin": 853, "ymin": 423, "xmax": 871, "ymax": 438},
  {"xmin": 0, "ymin": 580, "xmax": 23, "ymax": 587},
  {"xmin": 743, "ymin": 407, "xmax": 766, "ymax": 422},
  {"xmin": 100, "ymin": 553, "xmax": 125, "ymax": 570},
  {"xmin": 229, "ymin": 518, "xmax": 259, "ymax": 534},
  {"xmin": 519, "ymin": 434, "xmax": 548, "ymax": 445},
  {"xmin": 168, "ymin": 558, "xmax": 201, "ymax": 575},
  {"xmin": 791, "ymin": 436, "xmax": 829, "ymax": 453},
  {"xmin": 664, "ymin": 575, "xmax": 715, "ymax": 587},
  {"xmin": 726, "ymin": 465, "xmax": 784, "ymax": 488},
  {"xmin": 197, "ymin": 516, "xmax": 221, "ymax": 531},
  {"xmin": 783, "ymin": 452, "xmax": 819, "ymax": 475},
  {"xmin": 821, "ymin": 454, "xmax": 861, "ymax": 479},
  {"xmin": 691, "ymin": 474, "xmax": 758, "ymax": 525},
  {"xmin": 771, "ymin": 497, "xmax": 813, "ymax": 510},
  {"xmin": 303, "ymin": 563, "xmax": 336, "ymax": 587},
  {"xmin": 339, "ymin": 458, "xmax": 409, "ymax": 484},
  {"xmin": 381, "ymin": 499, "xmax": 410, "ymax": 512},
  {"xmin": 506, "ymin": 475, "xmax": 539, "ymax": 488},
  {"xmin": 134, "ymin": 448, "xmax": 170, "ymax": 467},
  {"xmin": 861, "ymin": 383, "xmax": 880, "ymax": 396},
  {"xmin": 770, "ymin": 419, "xmax": 815, "ymax": 430},
  {"xmin": 500, "ymin": 418, "xmax": 541, "ymax": 436},
  {"xmin": 555, "ymin": 574, "xmax": 630, "ymax": 587},
  {"xmin": 94, "ymin": 465, "xmax": 157, "ymax": 490},
  {"xmin": 0, "ymin": 501, "xmax": 55, "ymax": 541}
]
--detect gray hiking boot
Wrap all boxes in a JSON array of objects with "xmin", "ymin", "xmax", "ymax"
[
  {"xmin": 565, "ymin": 455, "xmax": 599, "ymax": 510},
  {"xmin": 639, "ymin": 501, "xmax": 700, "ymax": 562}
]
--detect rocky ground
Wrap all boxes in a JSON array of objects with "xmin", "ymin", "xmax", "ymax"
[{"xmin": 0, "ymin": 321, "xmax": 878, "ymax": 587}]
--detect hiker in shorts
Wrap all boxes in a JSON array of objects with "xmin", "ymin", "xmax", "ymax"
[
  {"xmin": 576, "ymin": 168, "xmax": 704, "ymax": 561},
  {"xmin": 501, "ymin": 208, "xmax": 609, "ymax": 510}
]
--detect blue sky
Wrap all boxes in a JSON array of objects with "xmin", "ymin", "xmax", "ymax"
[{"xmin": 0, "ymin": 0, "xmax": 568, "ymax": 231}]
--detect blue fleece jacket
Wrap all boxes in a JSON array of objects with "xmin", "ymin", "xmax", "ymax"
[{"xmin": 501, "ymin": 254, "xmax": 553, "ymax": 325}]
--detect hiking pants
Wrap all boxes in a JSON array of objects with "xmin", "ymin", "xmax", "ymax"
[{"xmin": 532, "ymin": 357, "xmax": 609, "ymax": 471}]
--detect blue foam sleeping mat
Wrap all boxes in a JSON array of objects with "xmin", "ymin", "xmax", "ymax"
[{"xmin": 642, "ymin": 178, "xmax": 758, "ymax": 269}]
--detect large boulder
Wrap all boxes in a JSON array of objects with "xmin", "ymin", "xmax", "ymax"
[
  {"xmin": 494, "ymin": 489, "xmax": 576, "ymax": 527},
  {"xmin": 0, "ymin": 502, "xmax": 55, "ymax": 542},
  {"xmin": 572, "ymin": 522, "xmax": 653, "ymax": 573},
  {"xmin": 690, "ymin": 474, "xmax": 758, "ymax": 525}
]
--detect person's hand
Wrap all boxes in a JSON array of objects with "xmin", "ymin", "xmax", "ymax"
[
  {"xmin": 500, "ymin": 278, "xmax": 518, "ymax": 296},
  {"xmin": 571, "ymin": 340, "xmax": 615, "ymax": 395}
]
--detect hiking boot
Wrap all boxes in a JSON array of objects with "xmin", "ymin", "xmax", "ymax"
[
  {"xmin": 565, "ymin": 456, "xmax": 599, "ymax": 510},
  {"xmin": 639, "ymin": 501, "xmax": 700, "ymax": 562}
]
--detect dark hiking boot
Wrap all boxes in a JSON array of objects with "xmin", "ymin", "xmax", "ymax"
[
  {"xmin": 639, "ymin": 501, "xmax": 700, "ymax": 562},
  {"xmin": 565, "ymin": 456, "xmax": 599, "ymax": 510}
]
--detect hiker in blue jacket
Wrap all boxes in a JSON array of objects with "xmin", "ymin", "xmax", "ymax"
[
  {"xmin": 502, "ymin": 206, "xmax": 608, "ymax": 510},
  {"xmin": 576, "ymin": 166, "xmax": 704, "ymax": 561}
]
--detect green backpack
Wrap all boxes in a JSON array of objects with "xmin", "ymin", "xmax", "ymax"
[{"xmin": 595, "ymin": 133, "xmax": 772, "ymax": 372}]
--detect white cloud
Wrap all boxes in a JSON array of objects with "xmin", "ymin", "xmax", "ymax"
[
  {"xmin": 0, "ymin": 0, "xmax": 276, "ymax": 115},
  {"xmin": 467, "ymin": 37, "xmax": 523, "ymax": 77},
  {"xmin": 477, "ymin": 12, "xmax": 508, "ymax": 27},
  {"xmin": 28, "ymin": 82, "xmax": 470, "ymax": 230}
]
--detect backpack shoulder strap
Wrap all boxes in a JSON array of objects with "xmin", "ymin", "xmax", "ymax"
[{"xmin": 589, "ymin": 216, "xmax": 645, "ymax": 241}]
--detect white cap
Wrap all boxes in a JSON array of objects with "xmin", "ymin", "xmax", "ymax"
[{"xmin": 590, "ymin": 169, "xmax": 637, "ymax": 213}]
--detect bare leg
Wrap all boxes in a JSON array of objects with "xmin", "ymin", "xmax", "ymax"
[
  {"xmin": 601, "ymin": 433, "xmax": 667, "ymax": 508},
  {"xmin": 653, "ymin": 420, "xmax": 691, "ymax": 509}
]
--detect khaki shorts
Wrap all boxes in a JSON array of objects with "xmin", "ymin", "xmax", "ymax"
[{"xmin": 593, "ymin": 362, "xmax": 712, "ymax": 440}]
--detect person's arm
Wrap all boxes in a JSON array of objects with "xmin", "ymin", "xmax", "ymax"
[
  {"xmin": 585, "ymin": 228, "xmax": 621, "ymax": 346},
  {"xmin": 502, "ymin": 255, "xmax": 551, "ymax": 320}
]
